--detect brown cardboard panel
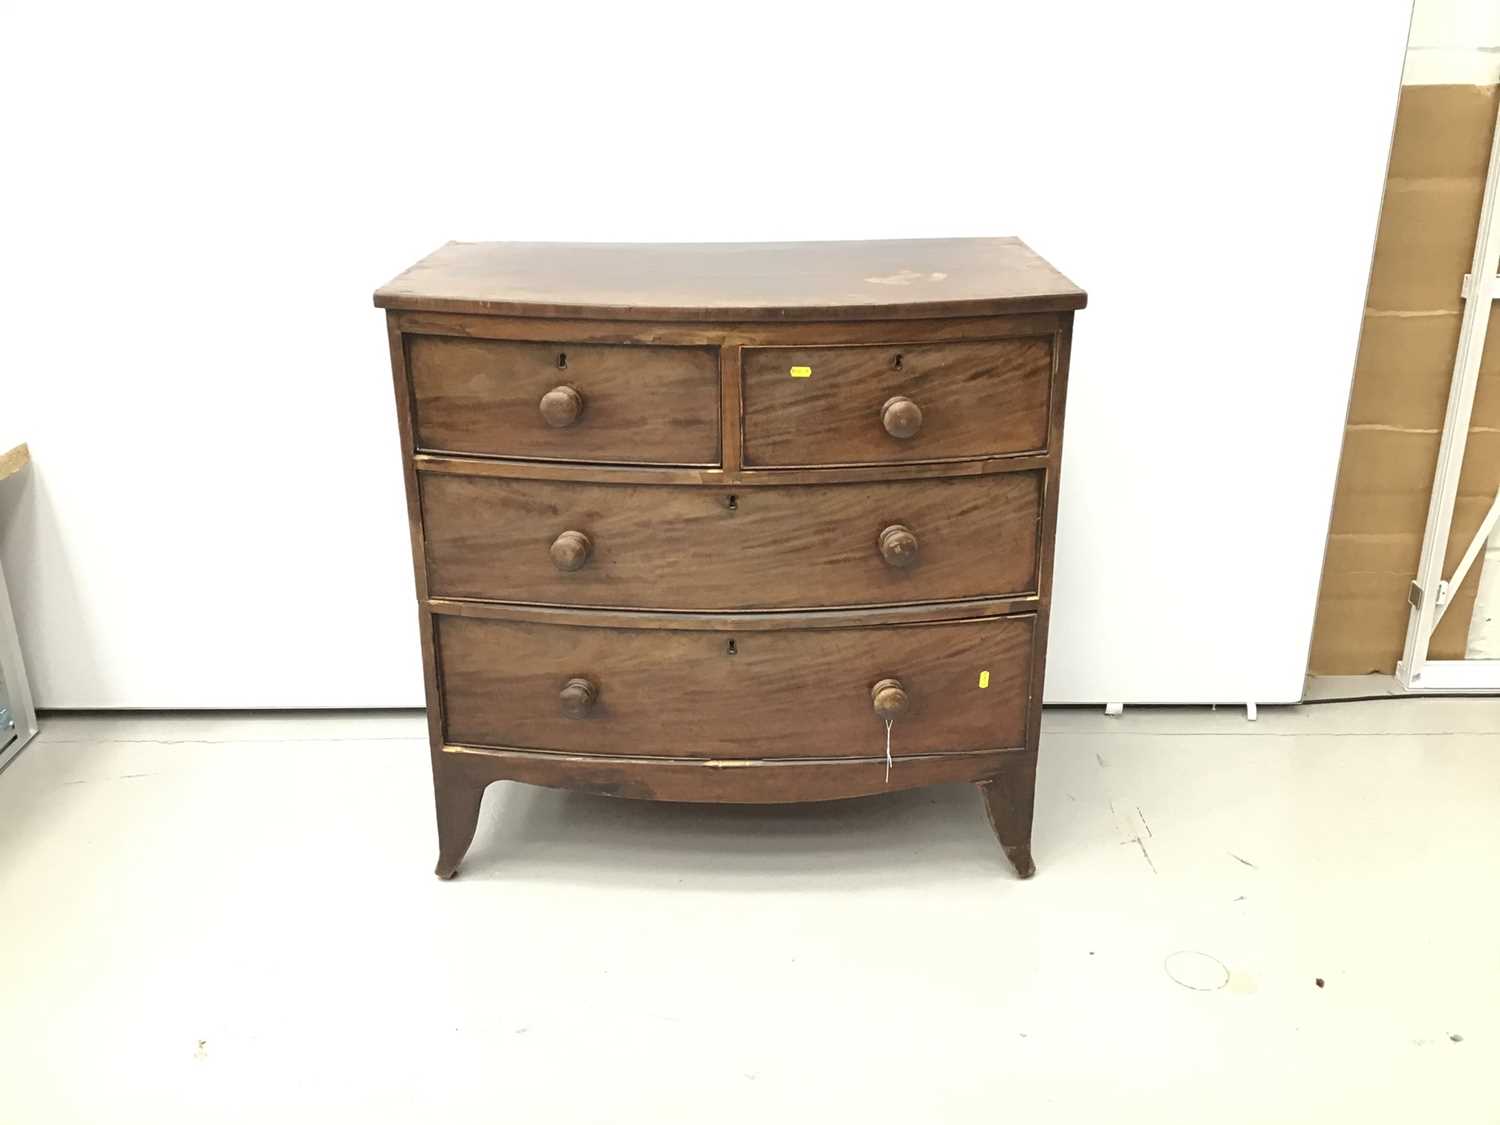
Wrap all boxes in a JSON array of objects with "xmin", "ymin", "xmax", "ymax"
[
  {"xmin": 1365, "ymin": 177, "xmax": 1486, "ymax": 313},
  {"xmin": 1311, "ymin": 506, "xmax": 1486, "ymax": 674},
  {"xmin": 1325, "ymin": 429, "xmax": 1438, "ymax": 535},
  {"xmin": 1364, "ymin": 84, "xmax": 1497, "ymax": 314},
  {"xmin": 1350, "ymin": 276, "xmax": 1500, "ymax": 427},
  {"xmin": 1347, "ymin": 313, "xmax": 1459, "ymax": 428},
  {"xmin": 1317, "ymin": 467, "xmax": 1500, "ymax": 669},
  {"xmin": 1455, "ymin": 429, "xmax": 1500, "ymax": 499},
  {"xmin": 1350, "ymin": 300, "xmax": 1500, "ymax": 426},
  {"xmin": 1321, "ymin": 529, "xmax": 1422, "ymax": 580},
  {"xmin": 1482, "ymin": 303, "xmax": 1500, "ymax": 428},
  {"xmin": 1486, "ymin": 302, "xmax": 1500, "ymax": 369},
  {"xmin": 1326, "ymin": 481, "xmax": 1433, "ymax": 540},
  {"xmin": 1310, "ymin": 83, "xmax": 1500, "ymax": 675},
  {"xmin": 1308, "ymin": 606, "xmax": 1411, "ymax": 674},
  {"xmin": 1386, "ymin": 85, "xmax": 1500, "ymax": 180},
  {"xmin": 1329, "ymin": 429, "xmax": 1500, "ymax": 530},
  {"xmin": 1309, "ymin": 534, "xmax": 1417, "ymax": 674}
]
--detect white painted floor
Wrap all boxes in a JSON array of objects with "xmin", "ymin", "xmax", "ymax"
[{"xmin": 2, "ymin": 701, "xmax": 1497, "ymax": 1123}]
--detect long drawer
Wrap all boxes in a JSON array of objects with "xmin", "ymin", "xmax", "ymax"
[
  {"xmin": 420, "ymin": 471, "xmax": 1042, "ymax": 610},
  {"xmin": 437, "ymin": 613, "xmax": 1034, "ymax": 759},
  {"xmin": 741, "ymin": 336, "xmax": 1053, "ymax": 467},
  {"xmin": 407, "ymin": 335, "xmax": 720, "ymax": 465}
]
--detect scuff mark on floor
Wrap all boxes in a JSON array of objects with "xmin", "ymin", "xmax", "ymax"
[
  {"xmin": 1109, "ymin": 801, "xmax": 1157, "ymax": 873},
  {"xmin": 62, "ymin": 772, "xmax": 161, "ymax": 786},
  {"xmin": 1133, "ymin": 836, "xmax": 1158, "ymax": 875},
  {"xmin": 1164, "ymin": 951, "xmax": 1229, "ymax": 991},
  {"xmin": 1228, "ymin": 852, "xmax": 1257, "ymax": 868}
]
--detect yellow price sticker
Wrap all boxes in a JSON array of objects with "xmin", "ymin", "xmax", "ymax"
[
  {"xmin": 789, "ymin": 365, "xmax": 812, "ymax": 378},
  {"xmin": 978, "ymin": 670, "xmax": 990, "ymax": 689}
]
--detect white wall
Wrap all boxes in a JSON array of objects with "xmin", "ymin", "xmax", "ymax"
[
  {"xmin": 1405, "ymin": 0, "xmax": 1500, "ymax": 84},
  {"xmin": 0, "ymin": 1, "xmax": 1412, "ymax": 708}
]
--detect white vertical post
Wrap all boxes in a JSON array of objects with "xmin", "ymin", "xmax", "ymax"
[
  {"xmin": 0, "ymin": 442, "xmax": 39, "ymax": 770},
  {"xmin": 0, "ymin": 554, "xmax": 39, "ymax": 770}
]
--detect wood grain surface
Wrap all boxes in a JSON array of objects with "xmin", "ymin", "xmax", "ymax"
[
  {"xmin": 407, "ymin": 335, "xmax": 719, "ymax": 465},
  {"xmin": 438, "ymin": 744, "xmax": 1026, "ymax": 804},
  {"xmin": 420, "ymin": 471, "xmax": 1041, "ymax": 609},
  {"xmin": 413, "ymin": 451, "xmax": 1049, "ymax": 488},
  {"xmin": 376, "ymin": 238, "xmax": 1087, "ymax": 321},
  {"xmin": 742, "ymin": 336, "xmax": 1053, "ymax": 467},
  {"xmin": 437, "ymin": 612, "xmax": 1034, "ymax": 760},
  {"xmin": 424, "ymin": 595, "xmax": 1043, "ymax": 631},
  {"xmin": 392, "ymin": 308, "xmax": 1068, "ymax": 347}
]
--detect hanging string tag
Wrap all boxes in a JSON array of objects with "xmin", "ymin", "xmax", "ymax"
[{"xmin": 884, "ymin": 718, "xmax": 894, "ymax": 783}]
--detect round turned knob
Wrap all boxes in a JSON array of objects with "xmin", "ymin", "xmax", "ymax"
[
  {"xmin": 549, "ymin": 530, "xmax": 592, "ymax": 572},
  {"xmin": 881, "ymin": 396, "xmax": 923, "ymax": 439},
  {"xmin": 559, "ymin": 677, "xmax": 597, "ymax": 718},
  {"xmin": 871, "ymin": 678, "xmax": 909, "ymax": 719},
  {"xmin": 539, "ymin": 385, "xmax": 584, "ymax": 428},
  {"xmin": 878, "ymin": 524, "xmax": 919, "ymax": 569}
]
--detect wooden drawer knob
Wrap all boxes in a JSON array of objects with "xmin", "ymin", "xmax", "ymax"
[
  {"xmin": 559, "ymin": 676, "xmax": 598, "ymax": 718},
  {"xmin": 549, "ymin": 530, "xmax": 592, "ymax": 572},
  {"xmin": 539, "ymin": 385, "xmax": 584, "ymax": 428},
  {"xmin": 878, "ymin": 524, "xmax": 919, "ymax": 568},
  {"xmin": 881, "ymin": 396, "xmax": 923, "ymax": 439},
  {"xmin": 871, "ymin": 678, "xmax": 909, "ymax": 719}
]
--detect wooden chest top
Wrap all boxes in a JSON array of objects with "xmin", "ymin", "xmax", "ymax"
[{"xmin": 374, "ymin": 237, "xmax": 1086, "ymax": 322}]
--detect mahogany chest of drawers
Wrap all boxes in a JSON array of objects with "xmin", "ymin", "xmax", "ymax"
[{"xmin": 375, "ymin": 238, "xmax": 1084, "ymax": 878}]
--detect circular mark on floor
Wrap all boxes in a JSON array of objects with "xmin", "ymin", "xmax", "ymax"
[{"xmin": 1164, "ymin": 950, "xmax": 1230, "ymax": 991}]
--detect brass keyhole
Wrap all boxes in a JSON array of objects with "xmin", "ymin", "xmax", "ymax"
[
  {"xmin": 726, "ymin": 638, "xmax": 737, "ymax": 655},
  {"xmin": 725, "ymin": 494, "xmax": 738, "ymax": 511},
  {"xmin": 557, "ymin": 352, "xmax": 568, "ymax": 369},
  {"xmin": 893, "ymin": 353, "xmax": 904, "ymax": 371}
]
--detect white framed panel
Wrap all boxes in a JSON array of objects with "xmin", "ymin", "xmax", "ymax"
[{"xmin": 0, "ymin": 1, "xmax": 1412, "ymax": 707}]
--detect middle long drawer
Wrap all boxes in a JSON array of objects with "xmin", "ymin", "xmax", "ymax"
[{"xmin": 420, "ymin": 471, "xmax": 1042, "ymax": 610}]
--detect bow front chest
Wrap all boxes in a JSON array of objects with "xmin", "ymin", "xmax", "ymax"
[{"xmin": 375, "ymin": 238, "xmax": 1084, "ymax": 878}]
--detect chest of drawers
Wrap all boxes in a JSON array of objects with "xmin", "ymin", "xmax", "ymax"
[{"xmin": 375, "ymin": 238, "xmax": 1084, "ymax": 878}]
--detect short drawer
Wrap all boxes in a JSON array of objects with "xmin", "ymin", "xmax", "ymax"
[
  {"xmin": 421, "ymin": 471, "xmax": 1042, "ymax": 610},
  {"xmin": 438, "ymin": 613, "xmax": 1034, "ymax": 759},
  {"xmin": 407, "ymin": 336, "xmax": 720, "ymax": 465},
  {"xmin": 741, "ymin": 337, "xmax": 1052, "ymax": 467}
]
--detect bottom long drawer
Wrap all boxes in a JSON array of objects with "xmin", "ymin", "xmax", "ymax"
[{"xmin": 436, "ymin": 612, "xmax": 1034, "ymax": 759}]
